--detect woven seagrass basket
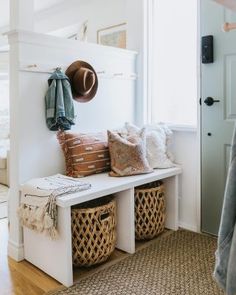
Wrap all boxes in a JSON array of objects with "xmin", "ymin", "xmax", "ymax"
[
  {"xmin": 71, "ymin": 196, "xmax": 116, "ymax": 267},
  {"xmin": 135, "ymin": 181, "xmax": 165, "ymax": 240}
]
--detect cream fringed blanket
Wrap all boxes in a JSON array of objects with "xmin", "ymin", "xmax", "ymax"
[{"xmin": 18, "ymin": 174, "xmax": 91, "ymax": 239}]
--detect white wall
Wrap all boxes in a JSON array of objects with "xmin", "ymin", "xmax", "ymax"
[
  {"xmin": 172, "ymin": 131, "xmax": 199, "ymax": 232},
  {"xmin": 7, "ymin": 30, "xmax": 137, "ymax": 260},
  {"xmin": 35, "ymin": 0, "xmax": 127, "ymax": 44},
  {"xmin": 9, "ymin": 31, "xmax": 136, "ymax": 182}
]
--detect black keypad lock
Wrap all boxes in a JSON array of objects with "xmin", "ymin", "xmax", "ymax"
[{"xmin": 202, "ymin": 35, "xmax": 214, "ymax": 64}]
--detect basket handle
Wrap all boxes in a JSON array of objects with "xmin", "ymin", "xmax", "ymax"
[{"xmin": 99, "ymin": 209, "xmax": 112, "ymax": 223}]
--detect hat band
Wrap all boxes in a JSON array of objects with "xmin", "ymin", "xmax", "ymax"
[
  {"xmin": 80, "ymin": 69, "xmax": 95, "ymax": 95},
  {"xmin": 74, "ymin": 68, "xmax": 96, "ymax": 95}
]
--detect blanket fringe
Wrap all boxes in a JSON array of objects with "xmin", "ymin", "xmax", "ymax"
[
  {"xmin": 17, "ymin": 204, "xmax": 58, "ymax": 239},
  {"xmin": 18, "ymin": 174, "xmax": 91, "ymax": 239}
]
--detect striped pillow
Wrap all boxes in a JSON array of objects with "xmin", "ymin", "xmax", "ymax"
[{"xmin": 57, "ymin": 131, "xmax": 110, "ymax": 177}]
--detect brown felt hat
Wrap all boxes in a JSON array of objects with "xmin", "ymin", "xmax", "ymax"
[{"xmin": 66, "ymin": 61, "xmax": 98, "ymax": 103}]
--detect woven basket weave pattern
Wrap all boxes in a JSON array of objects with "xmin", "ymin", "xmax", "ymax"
[
  {"xmin": 71, "ymin": 198, "xmax": 116, "ymax": 267},
  {"xmin": 135, "ymin": 183, "xmax": 165, "ymax": 240}
]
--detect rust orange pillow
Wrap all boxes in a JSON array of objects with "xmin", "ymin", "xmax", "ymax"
[
  {"xmin": 57, "ymin": 131, "xmax": 110, "ymax": 177},
  {"xmin": 107, "ymin": 129, "xmax": 153, "ymax": 177}
]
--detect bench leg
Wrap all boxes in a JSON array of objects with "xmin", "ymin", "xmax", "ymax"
[
  {"xmin": 24, "ymin": 206, "xmax": 73, "ymax": 287},
  {"xmin": 115, "ymin": 188, "xmax": 135, "ymax": 254},
  {"xmin": 164, "ymin": 175, "xmax": 179, "ymax": 230}
]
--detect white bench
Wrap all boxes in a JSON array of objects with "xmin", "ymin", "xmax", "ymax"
[{"xmin": 22, "ymin": 167, "xmax": 181, "ymax": 287}]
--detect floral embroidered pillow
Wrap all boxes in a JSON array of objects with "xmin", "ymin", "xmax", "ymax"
[{"xmin": 107, "ymin": 129, "xmax": 153, "ymax": 177}]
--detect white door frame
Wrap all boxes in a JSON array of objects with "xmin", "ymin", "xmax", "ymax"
[{"xmin": 196, "ymin": 0, "xmax": 202, "ymax": 233}]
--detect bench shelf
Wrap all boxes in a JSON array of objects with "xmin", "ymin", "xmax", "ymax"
[{"xmin": 23, "ymin": 167, "xmax": 181, "ymax": 287}]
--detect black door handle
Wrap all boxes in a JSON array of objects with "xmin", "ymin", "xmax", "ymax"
[{"xmin": 204, "ymin": 97, "xmax": 220, "ymax": 106}]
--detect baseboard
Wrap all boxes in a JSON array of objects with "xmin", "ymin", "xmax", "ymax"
[
  {"xmin": 178, "ymin": 221, "xmax": 199, "ymax": 233},
  {"xmin": 8, "ymin": 239, "xmax": 24, "ymax": 261}
]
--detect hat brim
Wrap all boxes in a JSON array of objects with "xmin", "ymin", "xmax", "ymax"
[{"xmin": 65, "ymin": 61, "xmax": 98, "ymax": 103}]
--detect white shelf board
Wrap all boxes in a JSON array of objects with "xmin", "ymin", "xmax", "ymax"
[{"xmin": 56, "ymin": 167, "xmax": 182, "ymax": 208}]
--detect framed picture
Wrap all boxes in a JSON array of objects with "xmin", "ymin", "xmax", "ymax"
[{"xmin": 97, "ymin": 23, "xmax": 127, "ymax": 49}]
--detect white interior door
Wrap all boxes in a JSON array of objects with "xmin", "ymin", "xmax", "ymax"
[{"xmin": 201, "ymin": 0, "xmax": 236, "ymax": 235}]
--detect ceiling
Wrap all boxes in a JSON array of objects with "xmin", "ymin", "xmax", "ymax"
[{"xmin": 0, "ymin": 0, "xmax": 66, "ymax": 28}]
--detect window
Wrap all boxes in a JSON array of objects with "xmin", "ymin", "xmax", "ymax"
[{"xmin": 150, "ymin": 0, "xmax": 198, "ymax": 127}]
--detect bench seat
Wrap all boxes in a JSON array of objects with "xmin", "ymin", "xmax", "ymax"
[{"xmin": 57, "ymin": 166, "xmax": 182, "ymax": 207}]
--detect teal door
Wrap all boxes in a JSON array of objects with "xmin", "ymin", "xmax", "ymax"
[{"xmin": 201, "ymin": 0, "xmax": 235, "ymax": 235}]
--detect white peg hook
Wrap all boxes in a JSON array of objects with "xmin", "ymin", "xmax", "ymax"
[{"xmin": 222, "ymin": 22, "xmax": 236, "ymax": 32}]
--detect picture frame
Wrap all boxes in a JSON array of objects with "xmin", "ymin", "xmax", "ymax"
[{"xmin": 97, "ymin": 23, "xmax": 127, "ymax": 49}]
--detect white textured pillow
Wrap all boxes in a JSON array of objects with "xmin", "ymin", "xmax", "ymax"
[
  {"xmin": 158, "ymin": 123, "xmax": 175, "ymax": 162},
  {"xmin": 125, "ymin": 122, "xmax": 175, "ymax": 169}
]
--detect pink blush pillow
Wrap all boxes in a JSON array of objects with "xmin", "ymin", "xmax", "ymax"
[{"xmin": 107, "ymin": 129, "xmax": 153, "ymax": 177}]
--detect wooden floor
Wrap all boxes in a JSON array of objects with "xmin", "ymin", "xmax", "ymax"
[{"xmin": 0, "ymin": 219, "xmax": 61, "ymax": 295}]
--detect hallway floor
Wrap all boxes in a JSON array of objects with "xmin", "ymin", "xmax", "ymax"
[{"xmin": 0, "ymin": 219, "xmax": 60, "ymax": 295}]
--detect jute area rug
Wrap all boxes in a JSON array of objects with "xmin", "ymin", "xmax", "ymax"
[{"xmin": 48, "ymin": 230, "xmax": 224, "ymax": 295}]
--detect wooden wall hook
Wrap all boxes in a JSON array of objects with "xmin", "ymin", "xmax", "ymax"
[{"xmin": 222, "ymin": 22, "xmax": 236, "ymax": 32}]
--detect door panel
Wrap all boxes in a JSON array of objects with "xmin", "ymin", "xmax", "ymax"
[{"xmin": 201, "ymin": 0, "xmax": 235, "ymax": 235}]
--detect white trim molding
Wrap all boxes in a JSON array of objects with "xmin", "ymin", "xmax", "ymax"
[
  {"xmin": 196, "ymin": 0, "xmax": 201, "ymax": 233},
  {"xmin": 8, "ymin": 239, "xmax": 24, "ymax": 261},
  {"xmin": 168, "ymin": 124, "xmax": 198, "ymax": 133},
  {"xmin": 179, "ymin": 222, "xmax": 199, "ymax": 233}
]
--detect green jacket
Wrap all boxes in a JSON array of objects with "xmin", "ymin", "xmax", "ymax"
[{"xmin": 45, "ymin": 69, "xmax": 75, "ymax": 131}]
